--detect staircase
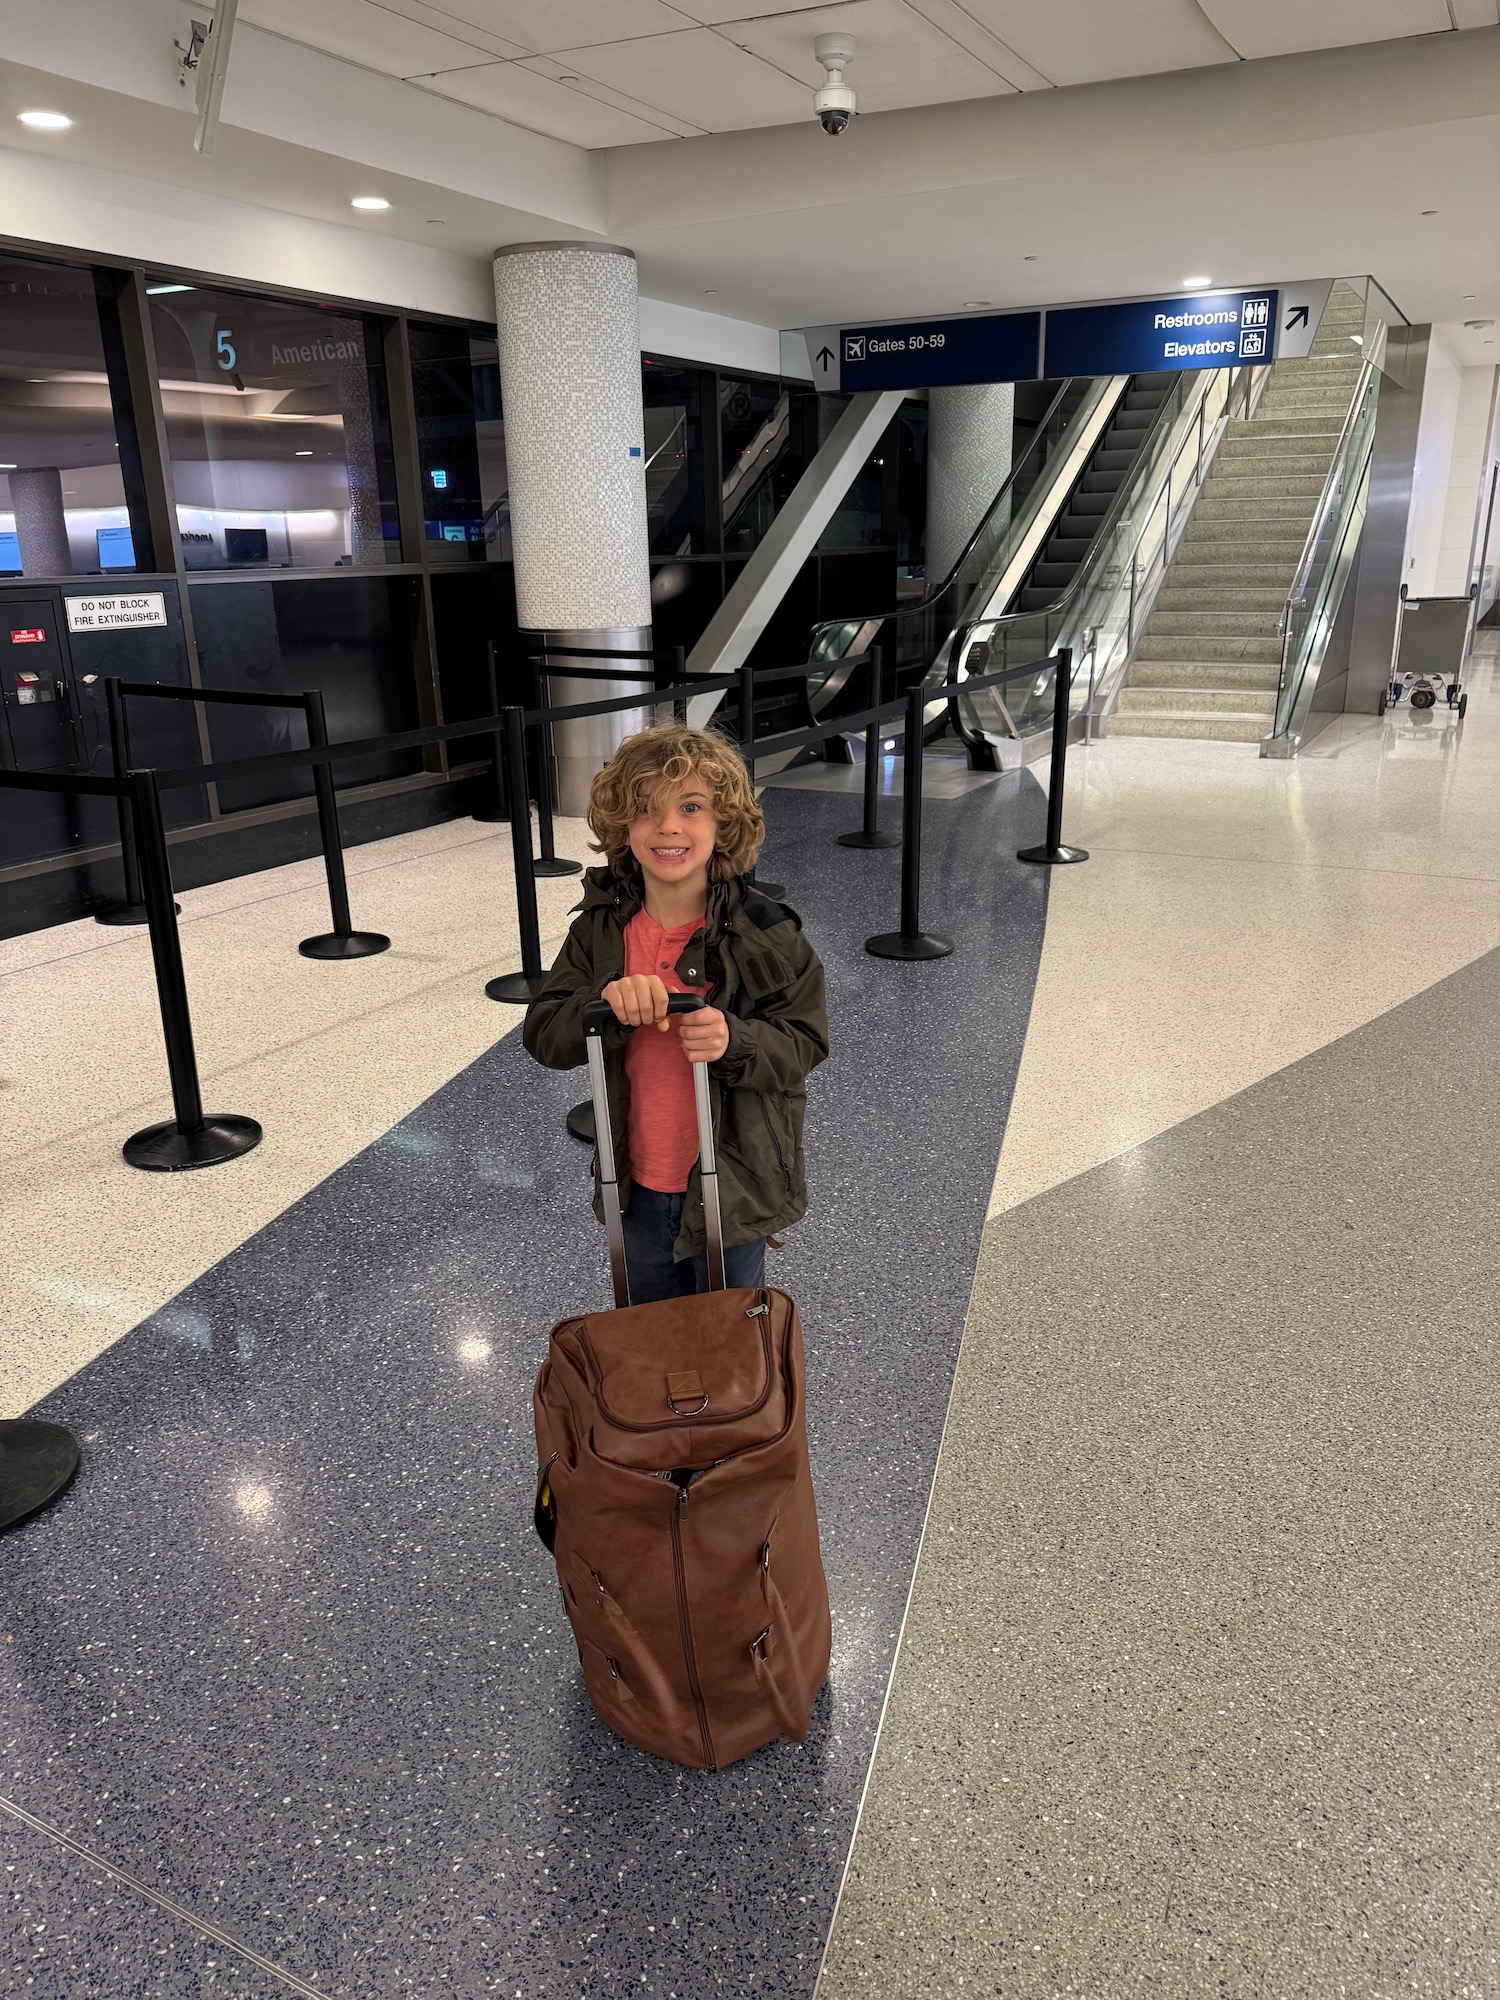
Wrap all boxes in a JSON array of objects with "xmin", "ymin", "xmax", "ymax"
[{"xmin": 1111, "ymin": 288, "xmax": 1367, "ymax": 742}]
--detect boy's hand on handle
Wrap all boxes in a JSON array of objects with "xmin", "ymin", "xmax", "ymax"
[
  {"xmin": 603, "ymin": 973, "xmax": 673, "ymax": 1031},
  {"xmin": 678, "ymin": 1005, "xmax": 730, "ymax": 1064}
]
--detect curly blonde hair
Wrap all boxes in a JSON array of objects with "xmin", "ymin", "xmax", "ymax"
[{"xmin": 588, "ymin": 722, "xmax": 764, "ymax": 881}]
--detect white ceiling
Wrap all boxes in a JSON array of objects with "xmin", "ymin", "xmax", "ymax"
[
  {"xmin": 235, "ymin": 0, "xmax": 1500, "ymax": 149},
  {"xmin": 1, "ymin": 0, "xmax": 1498, "ymax": 366}
]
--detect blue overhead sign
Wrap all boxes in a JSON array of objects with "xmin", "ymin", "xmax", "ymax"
[
  {"xmin": 831, "ymin": 311, "xmax": 1041, "ymax": 392},
  {"xmin": 1044, "ymin": 290, "xmax": 1278, "ymax": 378}
]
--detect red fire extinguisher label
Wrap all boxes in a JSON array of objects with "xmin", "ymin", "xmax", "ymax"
[{"xmin": 9, "ymin": 628, "xmax": 46, "ymax": 644}]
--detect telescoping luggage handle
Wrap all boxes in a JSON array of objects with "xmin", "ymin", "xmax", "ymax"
[{"xmin": 581, "ymin": 995, "xmax": 725, "ymax": 1307}]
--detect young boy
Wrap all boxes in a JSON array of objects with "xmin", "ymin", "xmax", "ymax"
[{"xmin": 523, "ymin": 722, "xmax": 828, "ymax": 1303}]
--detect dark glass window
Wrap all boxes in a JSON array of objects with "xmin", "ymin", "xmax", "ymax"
[
  {"xmin": 721, "ymin": 375, "xmax": 790, "ymax": 555},
  {"xmin": 0, "ymin": 254, "xmax": 148, "ymax": 577},
  {"xmin": 896, "ymin": 400, "xmax": 928, "ymax": 590},
  {"xmin": 409, "ymin": 324, "xmax": 509, "ymax": 563},
  {"xmin": 642, "ymin": 361, "xmax": 707, "ymax": 557},
  {"xmin": 148, "ymin": 282, "xmax": 400, "ymax": 571}
]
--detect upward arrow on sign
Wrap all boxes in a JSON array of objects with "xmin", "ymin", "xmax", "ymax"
[
  {"xmin": 1286, "ymin": 305, "xmax": 1310, "ymax": 330},
  {"xmin": 815, "ymin": 345, "xmax": 835, "ymax": 369}
]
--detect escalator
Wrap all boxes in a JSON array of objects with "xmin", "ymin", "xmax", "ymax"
[{"xmin": 792, "ymin": 372, "xmax": 1175, "ymax": 749}]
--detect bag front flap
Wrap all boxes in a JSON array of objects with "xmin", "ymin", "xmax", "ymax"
[{"xmin": 580, "ymin": 1287, "xmax": 773, "ymax": 1432}]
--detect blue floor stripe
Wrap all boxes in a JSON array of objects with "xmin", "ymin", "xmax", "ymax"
[{"xmin": 6, "ymin": 777, "xmax": 1049, "ymax": 1998}]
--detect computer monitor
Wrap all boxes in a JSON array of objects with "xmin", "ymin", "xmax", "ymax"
[
  {"xmin": 0, "ymin": 531, "xmax": 19, "ymax": 574},
  {"xmin": 96, "ymin": 524, "xmax": 136, "ymax": 570},
  {"xmin": 225, "ymin": 527, "xmax": 269, "ymax": 564}
]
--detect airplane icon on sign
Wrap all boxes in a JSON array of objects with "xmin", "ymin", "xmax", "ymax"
[{"xmin": 844, "ymin": 335, "xmax": 865, "ymax": 362}]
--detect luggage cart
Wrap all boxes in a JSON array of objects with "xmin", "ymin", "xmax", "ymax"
[{"xmin": 1380, "ymin": 583, "xmax": 1478, "ymax": 719}]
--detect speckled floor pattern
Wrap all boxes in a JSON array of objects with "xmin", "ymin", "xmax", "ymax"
[
  {"xmin": 815, "ymin": 943, "xmax": 1500, "ymax": 2000},
  {"xmin": 3, "ymin": 776, "xmax": 1049, "ymax": 1998}
]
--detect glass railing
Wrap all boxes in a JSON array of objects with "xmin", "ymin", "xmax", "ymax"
[
  {"xmin": 800, "ymin": 374, "xmax": 1113, "ymax": 708},
  {"xmin": 1264, "ymin": 354, "xmax": 1380, "ymax": 747},
  {"xmin": 947, "ymin": 358, "xmax": 1271, "ymax": 753}
]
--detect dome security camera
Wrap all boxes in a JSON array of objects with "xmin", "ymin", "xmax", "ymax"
[{"xmin": 814, "ymin": 34, "xmax": 855, "ymax": 136}]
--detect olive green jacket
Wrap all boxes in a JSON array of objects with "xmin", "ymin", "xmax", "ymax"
[{"xmin": 522, "ymin": 868, "xmax": 829, "ymax": 1261}]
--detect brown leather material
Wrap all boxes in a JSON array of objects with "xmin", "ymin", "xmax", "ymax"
[
  {"xmin": 534, "ymin": 1283, "xmax": 831, "ymax": 1771},
  {"xmin": 551, "ymin": 1286, "xmax": 791, "ymax": 1472}
]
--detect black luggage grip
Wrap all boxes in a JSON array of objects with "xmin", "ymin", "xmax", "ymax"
[{"xmin": 582, "ymin": 993, "xmax": 704, "ymax": 1036}]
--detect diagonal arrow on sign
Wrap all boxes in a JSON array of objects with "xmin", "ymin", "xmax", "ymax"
[{"xmin": 1286, "ymin": 305, "xmax": 1310, "ymax": 330}]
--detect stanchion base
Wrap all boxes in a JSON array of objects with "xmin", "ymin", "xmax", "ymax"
[
  {"xmin": 94, "ymin": 900, "xmax": 180, "ymax": 926},
  {"xmin": 837, "ymin": 830, "xmax": 901, "ymax": 850},
  {"xmin": 566, "ymin": 1101, "xmax": 596, "ymax": 1145},
  {"xmin": 1016, "ymin": 843, "xmax": 1090, "ymax": 865},
  {"xmin": 533, "ymin": 857, "xmax": 583, "ymax": 878},
  {"xmin": 471, "ymin": 805, "xmax": 508, "ymax": 824},
  {"xmin": 0, "ymin": 1420, "xmax": 81, "ymax": 1533},
  {"xmin": 123, "ymin": 1113, "xmax": 264, "ymax": 1172},
  {"xmin": 299, "ymin": 930, "xmax": 392, "ymax": 960},
  {"xmin": 866, "ymin": 930, "xmax": 954, "ymax": 961},
  {"xmin": 486, "ymin": 970, "xmax": 548, "ymax": 1005}
]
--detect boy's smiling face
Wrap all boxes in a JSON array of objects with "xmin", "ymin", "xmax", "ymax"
[{"xmin": 627, "ymin": 775, "xmax": 718, "ymax": 899}]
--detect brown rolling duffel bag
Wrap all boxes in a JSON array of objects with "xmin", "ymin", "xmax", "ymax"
[{"xmin": 532, "ymin": 994, "xmax": 830, "ymax": 1770}]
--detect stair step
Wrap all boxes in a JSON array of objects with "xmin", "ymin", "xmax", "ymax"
[
  {"xmin": 1128, "ymin": 659, "xmax": 1281, "ymax": 691},
  {"xmin": 1213, "ymin": 450, "xmax": 1336, "ymax": 478},
  {"xmin": 1136, "ymin": 635, "xmax": 1282, "ymax": 663},
  {"xmin": 1108, "ymin": 711, "xmax": 1270, "ymax": 743},
  {"xmin": 1117, "ymin": 685, "xmax": 1276, "ymax": 715},
  {"xmin": 1155, "ymin": 584, "xmax": 1286, "ymax": 612},
  {"xmin": 1146, "ymin": 609, "xmax": 1282, "ymax": 639},
  {"xmin": 1205, "ymin": 472, "xmax": 1328, "ymax": 496}
]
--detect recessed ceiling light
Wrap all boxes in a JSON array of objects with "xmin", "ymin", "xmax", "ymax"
[
  {"xmin": 294, "ymin": 449, "xmax": 313, "ymax": 456},
  {"xmin": 19, "ymin": 109, "xmax": 72, "ymax": 130},
  {"xmin": 556, "ymin": 74, "xmax": 579, "ymax": 84},
  {"xmin": 1421, "ymin": 208, "xmax": 1438, "ymax": 216},
  {"xmin": 351, "ymin": 195, "xmax": 390, "ymax": 211},
  {"xmin": 1463, "ymin": 293, "xmax": 1476, "ymax": 300},
  {"xmin": 146, "ymin": 283, "xmax": 195, "ymax": 295},
  {"xmin": 0, "ymin": 462, "xmax": 16, "ymax": 471},
  {"xmin": 1023, "ymin": 254, "xmax": 1037, "ymax": 262},
  {"xmin": 704, "ymin": 288, "xmax": 718, "ymax": 296},
  {"xmin": 1181, "ymin": 275, "xmax": 1213, "ymax": 290},
  {"xmin": 964, "ymin": 300, "xmax": 990, "ymax": 308}
]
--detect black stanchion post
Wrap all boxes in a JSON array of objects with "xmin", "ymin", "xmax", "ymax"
[
  {"xmin": 487, "ymin": 706, "xmax": 550, "ymax": 1004},
  {"xmin": 672, "ymin": 644, "xmax": 687, "ymax": 726},
  {"xmin": 298, "ymin": 690, "xmax": 392, "ymax": 960},
  {"xmin": 531, "ymin": 652, "xmax": 581, "ymax": 878},
  {"xmin": 0, "ymin": 1420, "xmax": 81, "ymax": 1534},
  {"xmin": 738, "ymin": 656, "xmax": 786, "ymax": 900},
  {"xmin": 472, "ymin": 637, "xmax": 508, "ymax": 825},
  {"xmin": 122, "ymin": 768, "xmax": 263, "ymax": 1170},
  {"xmin": 95, "ymin": 677, "xmax": 178, "ymax": 926},
  {"xmin": 866, "ymin": 681, "xmax": 953, "ymax": 962},
  {"xmin": 839, "ymin": 647, "xmax": 900, "ymax": 850},
  {"xmin": 1017, "ymin": 647, "xmax": 1089, "ymax": 866}
]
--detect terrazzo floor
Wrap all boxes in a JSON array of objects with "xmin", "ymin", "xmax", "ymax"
[
  {"xmin": 2, "ymin": 777, "xmax": 1050, "ymax": 1998},
  {"xmin": 816, "ymin": 941, "xmax": 1500, "ymax": 2000}
]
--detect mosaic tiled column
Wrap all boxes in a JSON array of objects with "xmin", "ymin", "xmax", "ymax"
[
  {"xmin": 11, "ymin": 467, "xmax": 73, "ymax": 577},
  {"xmin": 926, "ymin": 384, "xmax": 1014, "ymax": 586},
  {"xmin": 493, "ymin": 243, "xmax": 652, "ymax": 817}
]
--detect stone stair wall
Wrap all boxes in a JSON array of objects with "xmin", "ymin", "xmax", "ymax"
[{"xmin": 1110, "ymin": 285, "xmax": 1368, "ymax": 743}]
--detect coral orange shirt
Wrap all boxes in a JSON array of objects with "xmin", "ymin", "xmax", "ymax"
[{"xmin": 622, "ymin": 907, "xmax": 707, "ymax": 1194}]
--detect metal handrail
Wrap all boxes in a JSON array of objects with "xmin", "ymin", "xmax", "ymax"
[{"xmin": 1277, "ymin": 351, "xmax": 1378, "ymax": 638}]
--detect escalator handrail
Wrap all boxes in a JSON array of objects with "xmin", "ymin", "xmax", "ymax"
[
  {"xmin": 804, "ymin": 376, "xmax": 1084, "ymax": 650},
  {"xmin": 1278, "ymin": 351, "xmax": 1379, "ymax": 635}
]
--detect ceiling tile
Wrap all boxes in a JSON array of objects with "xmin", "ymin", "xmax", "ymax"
[
  {"xmin": 412, "ymin": 59, "xmax": 682, "ymax": 144},
  {"xmin": 723, "ymin": 0, "xmax": 1022, "ymax": 111},
  {"xmin": 1196, "ymin": 0, "xmax": 1453, "ymax": 59},
  {"xmin": 517, "ymin": 55, "xmax": 704, "ymax": 138},
  {"xmin": 1447, "ymin": 0, "xmax": 1499, "ymax": 24},
  {"xmin": 406, "ymin": 1, "xmax": 692, "ymax": 54},
  {"xmin": 239, "ymin": 0, "xmax": 515, "ymax": 75},
  {"xmin": 556, "ymin": 26, "xmax": 810, "ymax": 133},
  {"xmin": 955, "ymin": 0, "xmax": 1237, "ymax": 86}
]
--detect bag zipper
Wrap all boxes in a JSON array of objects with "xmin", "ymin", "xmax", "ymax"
[{"xmin": 668, "ymin": 1477, "xmax": 715, "ymax": 1770}]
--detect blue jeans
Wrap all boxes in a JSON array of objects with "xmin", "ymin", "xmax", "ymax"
[{"xmin": 622, "ymin": 1185, "xmax": 767, "ymax": 1303}]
